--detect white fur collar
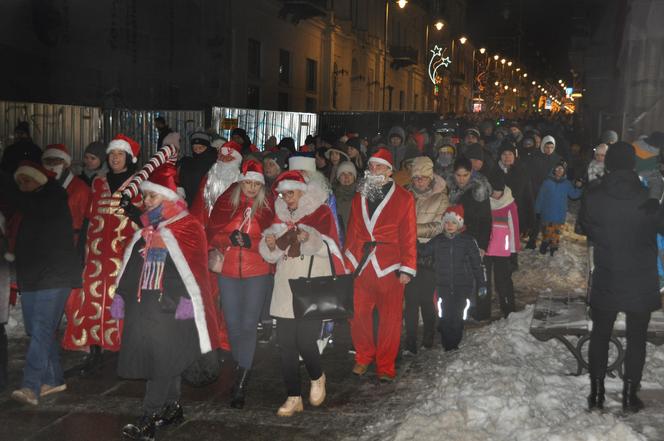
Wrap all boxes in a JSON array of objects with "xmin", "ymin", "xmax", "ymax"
[{"xmin": 274, "ymin": 180, "xmax": 329, "ymax": 223}]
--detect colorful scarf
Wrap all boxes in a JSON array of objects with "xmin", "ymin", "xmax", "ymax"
[{"xmin": 137, "ymin": 199, "xmax": 187, "ymax": 299}]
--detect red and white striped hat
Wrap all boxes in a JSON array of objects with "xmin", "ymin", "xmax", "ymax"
[
  {"xmin": 273, "ymin": 170, "xmax": 307, "ymax": 194},
  {"xmin": 238, "ymin": 159, "xmax": 265, "ymax": 185},
  {"xmin": 107, "ymin": 134, "xmax": 141, "ymax": 163},
  {"xmin": 368, "ymin": 148, "xmax": 394, "ymax": 169},
  {"xmin": 42, "ymin": 144, "xmax": 72, "ymax": 164}
]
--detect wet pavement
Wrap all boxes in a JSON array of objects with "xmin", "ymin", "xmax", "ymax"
[{"xmin": 0, "ymin": 321, "xmax": 437, "ymax": 441}]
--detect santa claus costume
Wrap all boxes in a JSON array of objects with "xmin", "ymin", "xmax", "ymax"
[
  {"xmin": 62, "ymin": 134, "xmax": 142, "ymax": 366},
  {"xmin": 206, "ymin": 159, "xmax": 274, "ymax": 409},
  {"xmin": 41, "ymin": 144, "xmax": 91, "ymax": 246},
  {"xmin": 189, "ymin": 141, "xmax": 243, "ymax": 226},
  {"xmin": 345, "ymin": 148, "xmax": 417, "ymax": 380},
  {"xmin": 111, "ymin": 161, "xmax": 223, "ymax": 440},
  {"xmin": 259, "ymin": 170, "xmax": 346, "ymax": 416}
]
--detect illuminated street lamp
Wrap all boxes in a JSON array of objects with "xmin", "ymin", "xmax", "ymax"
[
  {"xmin": 493, "ymin": 54, "xmax": 500, "ymax": 61},
  {"xmin": 504, "ymin": 85, "xmax": 509, "ymax": 90},
  {"xmin": 459, "ymin": 36, "xmax": 468, "ymax": 45},
  {"xmin": 434, "ymin": 20, "xmax": 444, "ymax": 31},
  {"xmin": 494, "ymin": 81, "xmax": 499, "ymax": 86},
  {"xmin": 507, "ymin": 61, "xmax": 513, "ymax": 67},
  {"xmin": 397, "ymin": 0, "xmax": 407, "ymax": 8},
  {"xmin": 512, "ymin": 88, "xmax": 517, "ymax": 92},
  {"xmin": 532, "ymin": 81, "xmax": 536, "ymax": 85},
  {"xmin": 523, "ymin": 73, "xmax": 528, "ymax": 78},
  {"xmin": 479, "ymin": 47, "xmax": 486, "ymax": 54},
  {"xmin": 500, "ymin": 58, "xmax": 506, "ymax": 64},
  {"xmin": 515, "ymin": 67, "xmax": 521, "ymax": 72}
]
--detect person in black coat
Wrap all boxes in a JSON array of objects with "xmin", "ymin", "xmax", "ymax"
[
  {"xmin": 418, "ymin": 205, "xmax": 487, "ymax": 351},
  {"xmin": 1, "ymin": 162, "xmax": 81, "ymax": 406},
  {"xmin": 496, "ymin": 141, "xmax": 536, "ymax": 240},
  {"xmin": 580, "ymin": 142, "xmax": 664, "ymax": 413},
  {"xmin": 178, "ymin": 131, "xmax": 217, "ymax": 207},
  {"xmin": 0, "ymin": 122, "xmax": 42, "ymax": 174},
  {"xmin": 446, "ymin": 157, "xmax": 492, "ymax": 253}
]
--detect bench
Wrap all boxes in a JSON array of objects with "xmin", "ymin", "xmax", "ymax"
[{"xmin": 529, "ymin": 292, "xmax": 664, "ymax": 378}]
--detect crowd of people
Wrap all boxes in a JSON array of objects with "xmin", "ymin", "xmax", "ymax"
[{"xmin": 1, "ymin": 116, "xmax": 663, "ymax": 440}]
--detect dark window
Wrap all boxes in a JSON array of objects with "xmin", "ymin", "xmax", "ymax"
[
  {"xmin": 248, "ymin": 39, "xmax": 261, "ymax": 79},
  {"xmin": 305, "ymin": 97, "xmax": 317, "ymax": 113},
  {"xmin": 279, "ymin": 49, "xmax": 290, "ymax": 84},
  {"xmin": 278, "ymin": 92, "xmax": 289, "ymax": 111},
  {"xmin": 247, "ymin": 85, "xmax": 260, "ymax": 108},
  {"xmin": 306, "ymin": 58, "xmax": 317, "ymax": 92}
]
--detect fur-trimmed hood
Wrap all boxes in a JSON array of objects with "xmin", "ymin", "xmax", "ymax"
[
  {"xmin": 274, "ymin": 173, "xmax": 330, "ymax": 223},
  {"xmin": 447, "ymin": 173, "xmax": 491, "ymax": 205},
  {"xmin": 489, "ymin": 186, "xmax": 515, "ymax": 210}
]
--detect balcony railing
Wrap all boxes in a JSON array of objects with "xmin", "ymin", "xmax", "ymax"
[
  {"xmin": 279, "ymin": 0, "xmax": 328, "ymax": 24},
  {"xmin": 390, "ymin": 46, "xmax": 418, "ymax": 69}
]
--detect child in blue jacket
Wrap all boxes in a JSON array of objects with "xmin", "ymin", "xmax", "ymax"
[{"xmin": 535, "ymin": 161, "xmax": 583, "ymax": 256}]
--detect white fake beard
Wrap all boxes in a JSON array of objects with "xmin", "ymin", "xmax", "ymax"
[
  {"xmin": 357, "ymin": 170, "xmax": 387, "ymax": 203},
  {"xmin": 44, "ymin": 164, "xmax": 64, "ymax": 180},
  {"xmin": 203, "ymin": 160, "xmax": 241, "ymax": 211}
]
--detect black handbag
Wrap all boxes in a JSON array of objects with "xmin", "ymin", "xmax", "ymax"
[{"xmin": 290, "ymin": 240, "xmax": 375, "ymax": 320}]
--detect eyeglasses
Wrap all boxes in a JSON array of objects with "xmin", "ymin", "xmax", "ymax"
[{"xmin": 278, "ymin": 191, "xmax": 296, "ymax": 199}]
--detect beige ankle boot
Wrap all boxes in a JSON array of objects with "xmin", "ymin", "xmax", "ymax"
[
  {"xmin": 309, "ymin": 373, "xmax": 326, "ymax": 406},
  {"xmin": 276, "ymin": 396, "xmax": 304, "ymax": 417}
]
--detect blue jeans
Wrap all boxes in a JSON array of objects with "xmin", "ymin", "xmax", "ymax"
[
  {"xmin": 218, "ymin": 275, "xmax": 272, "ymax": 369},
  {"xmin": 20, "ymin": 288, "xmax": 70, "ymax": 396}
]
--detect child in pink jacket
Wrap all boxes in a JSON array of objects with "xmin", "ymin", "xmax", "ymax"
[{"xmin": 479, "ymin": 172, "xmax": 521, "ymax": 319}]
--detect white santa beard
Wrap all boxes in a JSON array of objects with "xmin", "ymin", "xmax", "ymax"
[{"xmin": 203, "ymin": 161, "xmax": 241, "ymax": 211}]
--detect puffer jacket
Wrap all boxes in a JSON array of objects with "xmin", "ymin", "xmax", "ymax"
[
  {"xmin": 407, "ymin": 174, "xmax": 449, "ymax": 242},
  {"xmin": 207, "ymin": 183, "xmax": 274, "ymax": 278},
  {"xmin": 418, "ymin": 232, "xmax": 486, "ymax": 296},
  {"xmin": 535, "ymin": 172, "xmax": 582, "ymax": 224},
  {"xmin": 447, "ymin": 173, "xmax": 492, "ymax": 250}
]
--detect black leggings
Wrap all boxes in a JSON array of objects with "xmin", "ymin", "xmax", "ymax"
[
  {"xmin": 483, "ymin": 256, "xmax": 515, "ymax": 319},
  {"xmin": 588, "ymin": 307, "xmax": 651, "ymax": 383},
  {"xmin": 404, "ymin": 266, "xmax": 436, "ymax": 348},
  {"xmin": 276, "ymin": 318, "xmax": 323, "ymax": 396}
]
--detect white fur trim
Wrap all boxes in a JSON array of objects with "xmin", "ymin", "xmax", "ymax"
[
  {"xmin": 42, "ymin": 148, "xmax": 71, "ymax": 164},
  {"xmin": 288, "ymin": 156, "xmax": 316, "ymax": 172},
  {"xmin": 442, "ymin": 211, "xmax": 464, "ymax": 227},
  {"xmin": 62, "ymin": 172, "xmax": 74, "ymax": 189},
  {"xmin": 345, "ymin": 249, "xmax": 359, "ymax": 270},
  {"xmin": 4, "ymin": 252, "xmax": 15, "ymax": 262},
  {"xmin": 239, "ymin": 171, "xmax": 265, "ymax": 185},
  {"xmin": 399, "ymin": 266, "xmax": 417, "ymax": 277},
  {"xmin": 276, "ymin": 180, "xmax": 307, "ymax": 193},
  {"xmin": 140, "ymin": 180, "xmax": 181, "ymax": 201},
  {"xmin": 368, "ymin": 157, "xmax": 392, "ymax": 169},
  {"xmin": 14, "ymin": 165, "xmax": 48, "ymax": 185},
  {"xmin": 107, "ymin": 139, "xmax": 137, "ymax": 163},
  {"xmin": 258, "ymin": 223, "xmax": 288, "ymax": 263},
  {"xmin": 219, "ymin": 147, "xmax": 242, "ymax": 162}
]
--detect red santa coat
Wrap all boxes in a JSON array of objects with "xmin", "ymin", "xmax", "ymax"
[
  {"xmin": 207, "ymin": 183, "xmax": 274, "ymax": 279},
  {"xmin": 63, "ymin": 172, "xmax": 91, "ymax": 242},
  {"xmin": 344, "ymin": 182, "xmax": 417, "ymax": 278},
  {"xmin": 117, "ymin": 212, "xmax": 224, "ymax": 352}
]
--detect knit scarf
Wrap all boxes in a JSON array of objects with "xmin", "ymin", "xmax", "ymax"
[{"xmin": 136, "ymin": 199, "xmax": 187, "ymax": 298}]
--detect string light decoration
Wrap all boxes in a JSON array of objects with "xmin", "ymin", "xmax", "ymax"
[{"xmin": 428, "ymin": 45, "xmax": 451, "ymax": 85}]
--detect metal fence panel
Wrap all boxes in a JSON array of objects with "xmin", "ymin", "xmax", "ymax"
[
  {"xmin": 104, "ymin": 109, "xmax": 205, "ymax": 159},
  {"xmin": 210, "ymin": 107, "xmax": 318, "ymax": 150},
  {"xmin": 0, "ymin": 100, "xmax": 102, "ymax": 162}
]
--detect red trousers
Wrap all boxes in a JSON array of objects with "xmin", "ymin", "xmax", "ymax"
[{"xmin": 350, "ymin": 266, "xmax": 404, "ymax": 377}]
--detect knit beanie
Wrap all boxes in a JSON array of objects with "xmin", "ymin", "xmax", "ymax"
[
  {"xmin": 84, "ymin": 141, "xmax": 107, "ymax": 161},
  {"xmin": 605, "ymin": 141, "xmax": 635, "ymax": 172},
  {"xmin": 190, "ymin": 131, "xmax": 211, "ymax": 147},
  {"xmin": 488, "ymin": 171, "xmax": 505, "ymax": 192},
  {"xmin": 336, "ymin": 161, "xmax": 357, "ymax": 179},
  {"xmin": 600, "ymin": 130, "xmax": 619, "ymax": 145},
  {"xmin": 442, "ymin": 205, "xmax": 464, "ymax": 228},
  {"xmin": 465, "ymin": 143, "xmax": 484, "ymax": 161},
  {"xmin": 410, "ymin": 156, "xmax": 434, "ymax": 178},
  {"xmin": 498, "ymin": 139, "xmax": 517, "ymax": 157}
]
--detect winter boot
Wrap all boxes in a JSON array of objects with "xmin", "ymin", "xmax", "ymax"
[
  {"xmin": 0, "ymin": 324, "xmax": 7, "ymax": 392},
  {"xmin": 622, "ymin": 379, "xmax": 644, "ymax": 413},
  {"xmin": 79, "ymin": 345, "xmax": 103, "ymax": 377},
  {"xmin": 276, "ymin": 396, "xmax": 304, "ymax": 417},
  {"xmin": 230, "ymin": 367, "xmax": 250, "ymax": 409},
  {"xmin": 154, "ymin": 401, "xmax": 184, "ymax": 427},
  {"xmin": 539, "ymin": 241, "xmax": 549, "ymax": 255},
  {"xmin": 422, "ymin": 328, "xmax": 434, "ymax": 350},
  {"xmin": 587, "ymin": 377, "xmax": 605, "ymax": 410},
  {"xmin": 549, "ymin": 247, "xmax": 558, "ymax": 257},
  {"xmin": 525, "ymin": 237, "xmax": 537, "ymax": 250},
  {"xmin": 309, "ymin": 373, "xmax": 326, "ymax": 406},
  {"xmin": 122, "ymin": 414, "xmax": 157, "ymax": 440},
  {"xmin": 257, "ymin": 323, "xmax": 273, "ymax": 344}
]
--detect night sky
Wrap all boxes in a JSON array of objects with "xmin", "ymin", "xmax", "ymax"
[{"xmin": 466, "ymin": 0, "xmax": 586, "ymax": 82}]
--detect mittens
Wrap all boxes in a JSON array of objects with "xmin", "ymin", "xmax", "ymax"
[
  {"xmin": 110, "ymin": 295, "xmax": 125, "ymax": 320},
  {"xmin": 175, "ymin": 297, "xmax": 194, "ymax": 320}
]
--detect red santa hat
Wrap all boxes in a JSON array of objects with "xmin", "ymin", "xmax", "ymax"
[
  {"xmin": 42, "ymin": 143, "xmax": 72, "ymax": 164},
  {"xmin": 14, "ymin": 160, "xmax": 55, "ymax": 186},
  {"xmin": 140, "ymin": 162, "xmax": 181, "ymax": 201},
  {"xmin": 442, "ymin": 205, "xmax": 465, "ymax": 228},
  {"xmin": 368, "ymin": 148, "xmax": 394, "ymax": 169},
  {"xmin": 238, "ymin": 159, "xmax": 265, "ymax": 185},
  {"xmin": 273, "ymin": 170, "xmax": 308, "ymax": 194},
  {"xmin": 107, "ymin": 134, "xmax": 141, "ymax": 163},
  {"xmin": 218, "ymin": 141, "xmax": 243, "ymax": 163}
]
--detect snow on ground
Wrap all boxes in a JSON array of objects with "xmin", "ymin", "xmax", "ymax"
[
  {"xmin": 6, "ymin": 297, "xmax": 22, "ymax": 337},
  {"xmin": 360, "ymin": 216, "xmax": 664, "ymax": 441}
]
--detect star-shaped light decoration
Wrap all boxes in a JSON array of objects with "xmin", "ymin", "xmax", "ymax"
[
  {"xmin": 440, "ymin": 56, "xmax": 451, "ymax": 67},
  {"xmin": 430, "ymin": 45, "xmax": 443, "ymax": 58}
]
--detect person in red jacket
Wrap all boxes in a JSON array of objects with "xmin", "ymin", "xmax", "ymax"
[
  {"xmin": 41, "ymin": 144, "xmax": 91, "ymax": 246},
  {"xmin": 345, "ymin": 148, "xmax": 417, "ymax": 381},
  {"xmin": 206, "ymin": 159, "xmax": 274, "ymax": 409}
]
